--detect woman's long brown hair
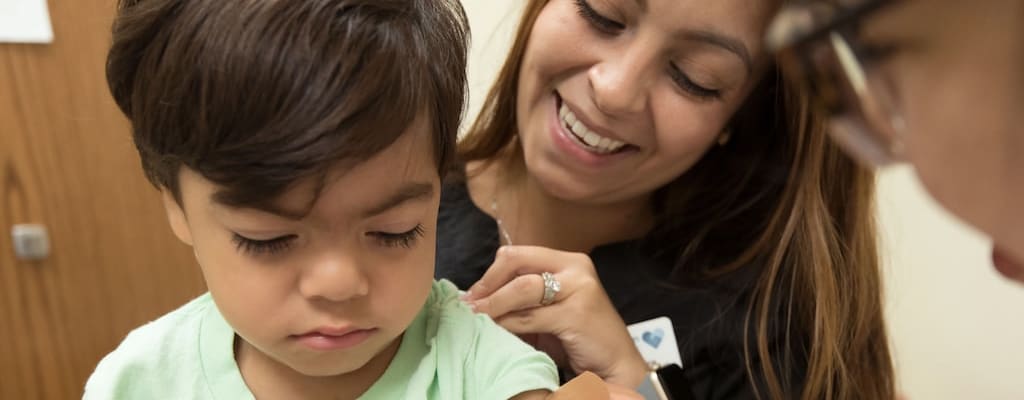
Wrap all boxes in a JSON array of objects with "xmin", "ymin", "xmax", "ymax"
[{"xmin": 459, "ymin": 1, "xmax": 895, "ymax": 399}]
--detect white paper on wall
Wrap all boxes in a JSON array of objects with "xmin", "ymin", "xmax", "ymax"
[{"xmin": 0, "ymin": 0, "xmax": 54, "ymax": 43}]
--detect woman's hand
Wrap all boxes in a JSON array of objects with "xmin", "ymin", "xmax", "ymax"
[{"xmin": 462, "ymin": 245, "xmax": 648, "ymax": 388}]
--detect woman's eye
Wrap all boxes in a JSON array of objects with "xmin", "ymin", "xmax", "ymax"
[
  {"xmin": 574, "ymin": 0, "xmax": 624, "ymax": 33},
  {"xmin": 668, "ymin": 63, "xmax": 722, "ymax": 100},
  {"xmin": 369, "ymin": 224, "xmax": 425, "ymax": 249},
  {"xmin": 232, "ymin": 234, "xmax": 296, "ymax": 256},
  {"xmin": 856, "ymin": 41, "xmax": 901, "ymax": 67}
]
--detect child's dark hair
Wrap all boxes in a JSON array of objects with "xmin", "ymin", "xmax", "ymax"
[{"xmin": 106, "ymin": 0, "xmax": 469, "ymax": 212}]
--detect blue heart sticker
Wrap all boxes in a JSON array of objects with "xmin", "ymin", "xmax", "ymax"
[{"xmin": 641, "ymin": 328, "xmax": 664, "ymax": 349}]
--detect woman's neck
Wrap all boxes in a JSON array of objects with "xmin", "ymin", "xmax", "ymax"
[{"xmin": 467, "ymin": 159, "xmax": 654, "ymax": 253}]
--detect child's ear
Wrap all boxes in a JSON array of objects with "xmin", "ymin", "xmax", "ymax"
[{"xmin": 161, "ymin": 189, "xmax": 194, "ymax": 247}]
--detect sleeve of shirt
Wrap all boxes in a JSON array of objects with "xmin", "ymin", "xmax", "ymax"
[
  {"xmin": 83, "ymin": 323, "xmax": 171, "ymax": 399},
  {"xmin": 83, "ymin": 295, "xmax": 220, "ymax": 400},
  {"xmin": 430, "ymin": 279, "xmax": 559, "ymax": 399},
  {"xmin": 83, "ymin": 343, "xmax": 136, "ymax": 399},
  {"xmin": 465, "ymin": 312, "xmax": 560, "ymax": 399}
]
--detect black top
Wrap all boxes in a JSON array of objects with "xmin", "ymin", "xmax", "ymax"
[{"xmin": 435, "ymin": 179, "xmax": 806, "ymax": 399}]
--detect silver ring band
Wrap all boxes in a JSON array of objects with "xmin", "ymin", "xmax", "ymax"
[{"xmin": 540, "ymin": 272, "xmax": 561, "ymax": 306}]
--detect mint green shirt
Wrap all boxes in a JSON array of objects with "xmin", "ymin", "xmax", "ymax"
[{"xmin": 85, "ymin": 280, "xmax": 558, "ymax": 399}]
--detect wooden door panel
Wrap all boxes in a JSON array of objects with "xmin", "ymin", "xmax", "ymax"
[{"xmin": 1, "ymin": 1, "xmax": 207, "ymax": 398}]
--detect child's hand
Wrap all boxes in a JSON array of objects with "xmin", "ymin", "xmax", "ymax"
[{"xmin": 462, "ymin": 246, "xmax": 648, "ymax": 388}]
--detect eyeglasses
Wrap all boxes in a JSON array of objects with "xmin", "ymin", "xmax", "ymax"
[{"xmin": 767, "ymin": 0, "xmax": 905, "ymax": 167}]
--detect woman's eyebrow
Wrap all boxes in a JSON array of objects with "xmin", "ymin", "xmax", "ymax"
[{"xmin": 679, "ymin": 29, "xmax": 754, "ymax": 73}]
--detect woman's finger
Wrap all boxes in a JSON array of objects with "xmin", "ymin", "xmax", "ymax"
[
  {"xmin": 468, "ymin": 272, "xmax": 548, "ymax": 317},
  {"xmin": 493, "ymin": 291, "xmax": 649, "ymax": 387},
  {"xmin": 463, "ymin": 245, "xmax": 587, "ymax": 301},
  {"xmin": 492, "ymin": 302, "xmax": 568, "ymax": 336}
]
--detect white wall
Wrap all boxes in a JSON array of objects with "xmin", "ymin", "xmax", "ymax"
[
  {"xmin": 460, "ymin": 1, "xmax": 1024, "ymax": 398},
  {"xmin": 878, "ymin": 167, "xmax": 1024, "ymax": 399},
  {"xmin": 461, "ymin": 1, "xmax": 525, "ymax": 135}
]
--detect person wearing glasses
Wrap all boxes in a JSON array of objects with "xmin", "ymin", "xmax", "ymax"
[
  {"xmin": 561, "ymin": 1, "xmax": 1020, "ymax": 398},
  {"xmin": 768, "ymin": 0, "xmax": 1024, "ymax": 282},
  {"xmin": 599, "ymin": 1, "xmax": 1020, "ymax": 398}
]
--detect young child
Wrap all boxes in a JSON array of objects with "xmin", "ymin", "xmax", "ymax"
[{"xmin": 84, "ymin": 0, "xmax": 559, "ymax": 398}]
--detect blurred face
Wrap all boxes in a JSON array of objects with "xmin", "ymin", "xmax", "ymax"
[
  {"xmin": 860, "ymin": 0, "xmax": 1024, "ymax": 280},
  {"xmin": 516, "ymin": 0, "xmax": 777, "ymax": 205},
  {"xmin": 162, "ymin": 120, "xmax": 440, "ymax": 382}
]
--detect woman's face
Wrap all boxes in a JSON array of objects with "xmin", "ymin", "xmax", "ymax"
[
  {"xmin": 860, "ymin": 0, "xmax": 1024, "ymax": 280},
  {"xmin": 515, "ymin": 0, "xmax": 777, "ymax": 205}
]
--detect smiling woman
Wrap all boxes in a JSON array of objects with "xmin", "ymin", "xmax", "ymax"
[{"xmin": 439, "ymin": 0, "xmax": 895, "ymax": 399}]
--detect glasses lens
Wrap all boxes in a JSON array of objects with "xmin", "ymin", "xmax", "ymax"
[{"xmin": 804, "ymin": 32, "xmax": 904, "ymax": 167}]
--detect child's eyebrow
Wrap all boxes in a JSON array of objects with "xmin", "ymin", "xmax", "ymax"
[
  {"xmin": 218, "ymin": 182, "xmax": 435, "ymax": 221},
  {"xmin": 361, "ymin": 182, "xmax": 436, "ymax": 218}
]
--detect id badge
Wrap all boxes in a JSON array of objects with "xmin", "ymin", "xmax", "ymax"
[{"xmin": 626, "ymin": 317, "xmax": 683, "ymax": 368}]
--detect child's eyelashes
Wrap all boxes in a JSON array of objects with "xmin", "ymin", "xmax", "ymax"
[
  {"xmin": 232, "ymin": 234, "xmax": 297, "ymax": 256},
  {"xmin": 368, "ymin": 224, "xmax": 425, "ymax": 249},
  {"xmin": 231, "ymin": 224, "xmax": 426, "ymax": 256}
]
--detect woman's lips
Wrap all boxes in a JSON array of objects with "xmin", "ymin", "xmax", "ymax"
[{"xmin": 548, "ymin": 93, "xmax": 637, "ymax": 169}]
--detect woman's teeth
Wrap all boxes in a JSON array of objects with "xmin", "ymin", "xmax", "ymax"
[{"xmin": 559, "ymin": 103, "xmax": 627, "ymax": 154}]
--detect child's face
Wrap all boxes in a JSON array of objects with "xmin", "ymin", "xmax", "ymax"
[{"xmin": 162, "ymin": 117, "xmax": 440, "ymax": 379}]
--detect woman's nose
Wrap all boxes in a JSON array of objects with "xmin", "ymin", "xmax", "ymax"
[{"xmin": 588, "ymin": 51, "xmax": 653, "ymax": 116}]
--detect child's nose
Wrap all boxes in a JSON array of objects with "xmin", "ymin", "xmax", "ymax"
[{"xmin": 298, "ymin": 251, "xmax": 370, "ymax": 302}]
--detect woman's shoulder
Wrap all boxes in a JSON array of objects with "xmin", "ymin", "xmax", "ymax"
[
  {"xmin": 439, "ymin": 161, "xmax": 489, "ymax": 219},
  {"xmin": 590, "ymin": 243, "xmax": 768, "ymax": 346},
  {"xmin": 436, "ymin": 165, "xmax": 502, "ymax": 290},
  {"xmin": 589, "ymin": 247, "xmax": 808, "ymax": 397}
]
